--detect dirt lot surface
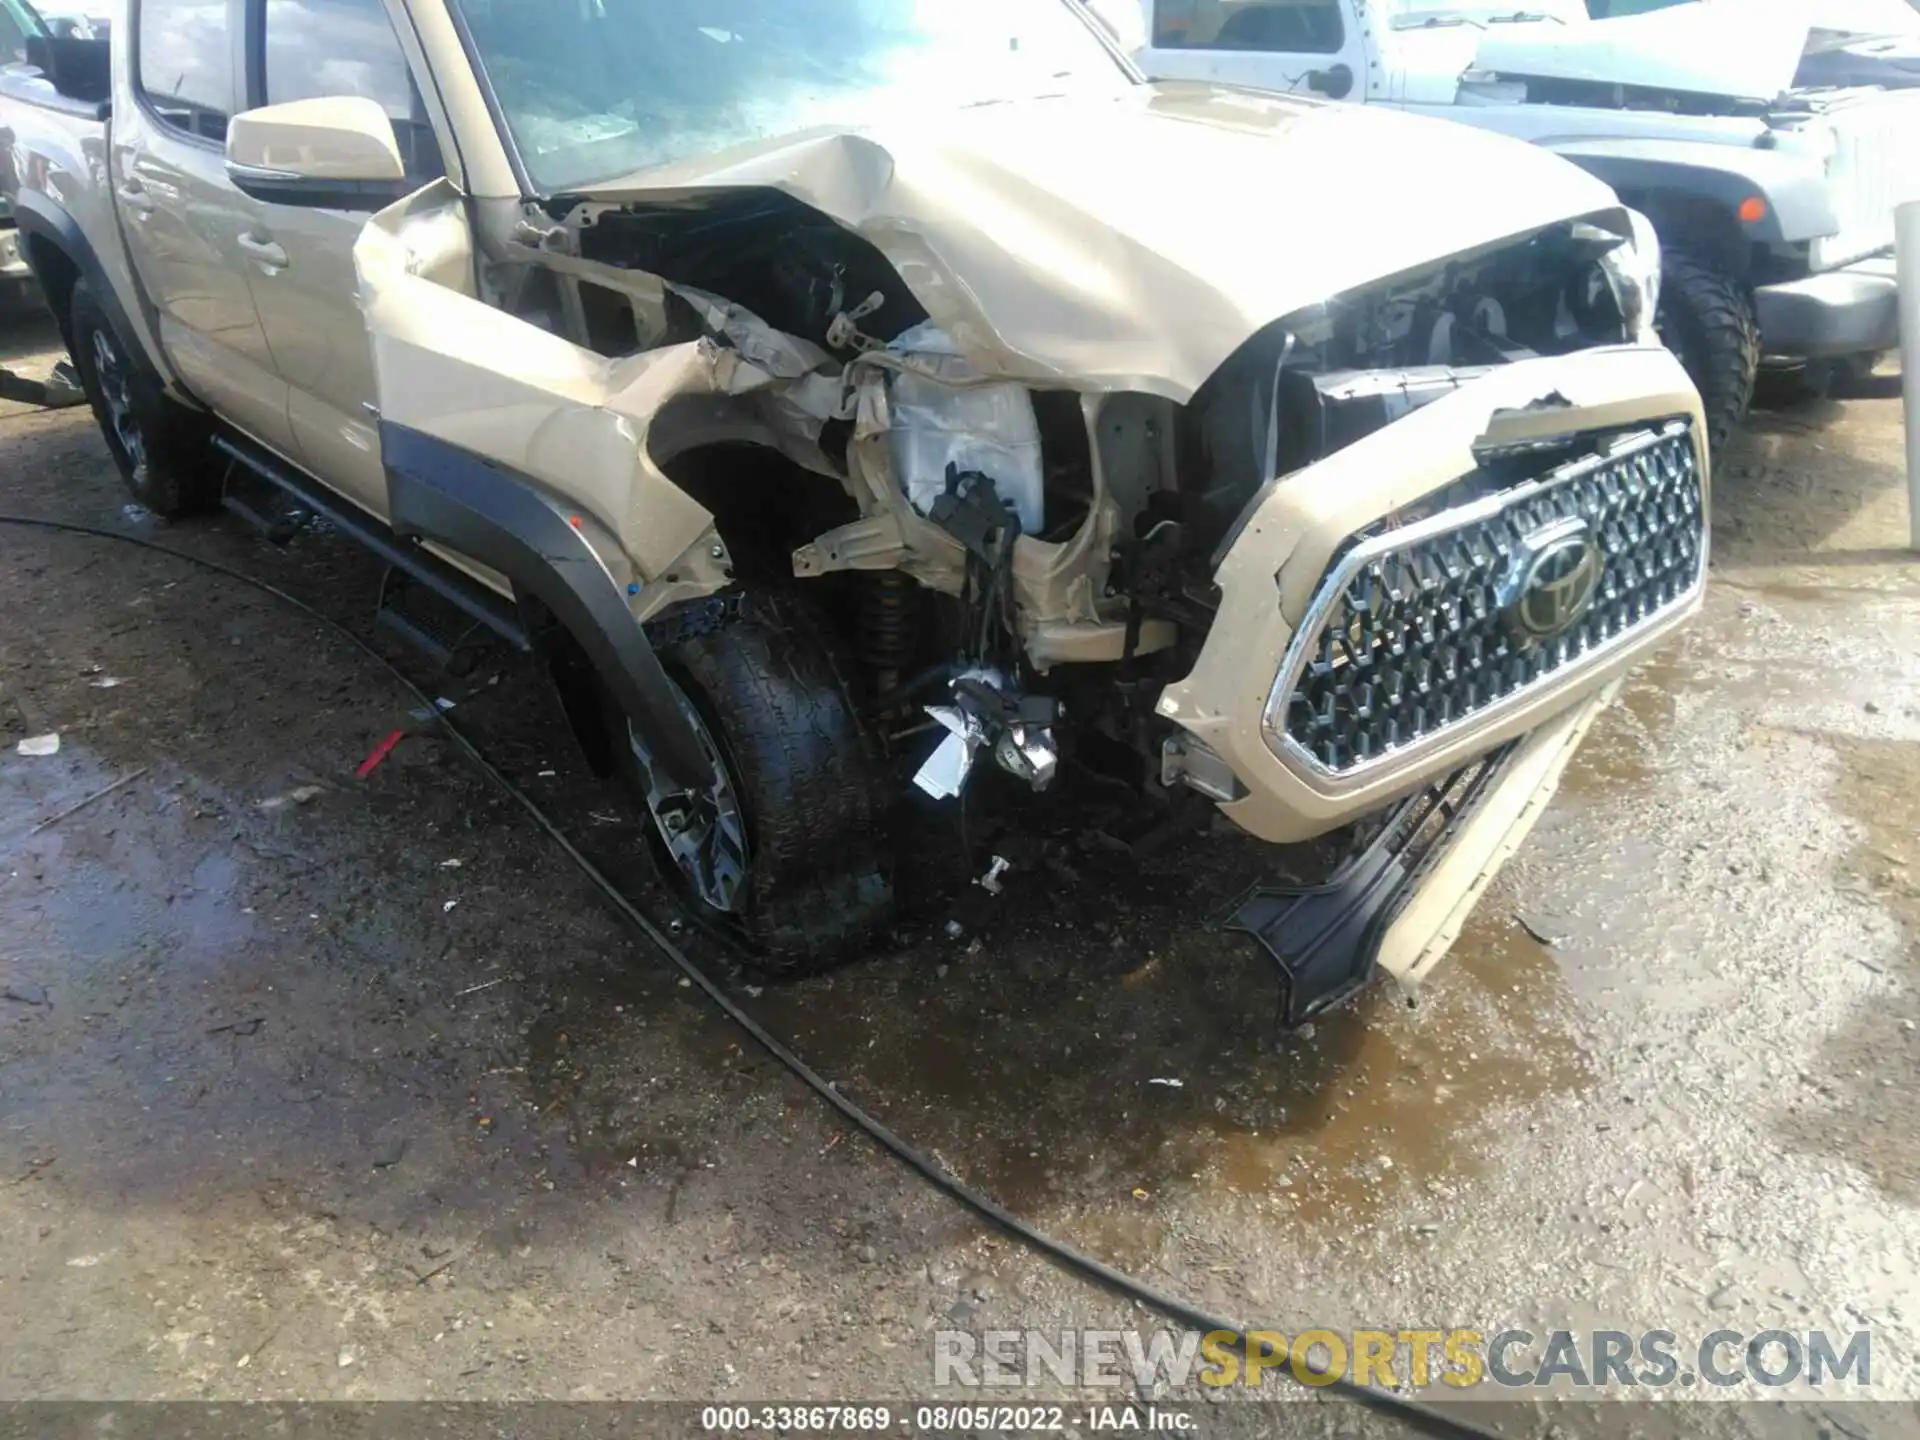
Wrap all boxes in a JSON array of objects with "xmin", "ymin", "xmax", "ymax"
[{"xmin": 3, "ymin": 307, "xmax": 1918, "ymax": 1430}]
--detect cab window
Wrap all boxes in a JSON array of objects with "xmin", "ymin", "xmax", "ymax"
[
  {"xmin": 137, "ymin": 0, "xmax": 236, "ymax": 140},
  {"xmin": 0, "ymin": 0, "xmax": 37, "ymax": 67},
  {"xmin": 262, "ymin": 0, "xmax": 444, "ymax": 177},
  {"xmin": 1152, "ymin": 0, "xmax": 1346, "ymax": 54}
]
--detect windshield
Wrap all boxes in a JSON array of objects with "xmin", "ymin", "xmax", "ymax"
[{"xmin": 451, "ymin": 0, "xmax": 1133, "ymax": 194}]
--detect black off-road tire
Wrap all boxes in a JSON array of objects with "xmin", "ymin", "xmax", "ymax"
[
  {"xmin": 1655, "ymin": 253, "xmax": 1760, "ymax": 455},
  {"xmin": 619, "ymin": 591, "xmax": 894, "ymax": 975},
  {"xmin": 68, "ymin": 279, "xmax": 219, "ymax": 518}
]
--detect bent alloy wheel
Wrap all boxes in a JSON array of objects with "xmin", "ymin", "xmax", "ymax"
[
  {"xmin": 611, "ymin": 590, "xmax": 895, "ymax": 973},
  {"xmin": 627, "ymin": 683, "xmax": 751, "ymax": 915}
]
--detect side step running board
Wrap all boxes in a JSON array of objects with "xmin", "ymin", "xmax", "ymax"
[{"xmin": 212, "ymin": 431, "xmax": 530, "ymax": 654}]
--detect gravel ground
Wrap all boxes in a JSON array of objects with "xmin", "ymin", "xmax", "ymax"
[{"xmin": 2, "ymin": 308, "xmax": 1917, "ymax": 1433}]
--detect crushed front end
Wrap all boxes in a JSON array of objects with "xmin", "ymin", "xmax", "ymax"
[
  {"xmin": 1161, "ymin": 343, "xmax": 1707, "ymax": 1020},
  {"xmin": 356, "ymin": 85, "xmax": 1703, "ymax": 1003}
]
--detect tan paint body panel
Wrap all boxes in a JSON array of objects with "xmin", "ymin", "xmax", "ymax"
[
  {"xmin": 357, "ymin": 186, "xmax": 768, "ymax": 614},
  {"xmin": 1157, "ymin": 341, "xmax": 1706, "ymax": 845}
]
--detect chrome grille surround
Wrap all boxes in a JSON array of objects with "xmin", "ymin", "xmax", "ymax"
[{"xmin": 1264, "ymin": 420, "xmax": 1704, "ymax": 779}]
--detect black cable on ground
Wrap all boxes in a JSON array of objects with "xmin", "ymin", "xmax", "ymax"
[{"xmin": 0, "ymin": 513, "xmax": 1508, "ymax": 1440}]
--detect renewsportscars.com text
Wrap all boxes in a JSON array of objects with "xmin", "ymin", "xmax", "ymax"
[{"xmin": 933, "ymin": 1327, "xmax": 1872, "ymax": 1391}]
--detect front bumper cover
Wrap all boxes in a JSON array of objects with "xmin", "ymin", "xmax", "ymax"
[{"xmin": 1157, "ymin": 341, "xmax": 1706, "ymax": 846}]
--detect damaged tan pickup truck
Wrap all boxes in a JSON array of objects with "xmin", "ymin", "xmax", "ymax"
[{"xmin": 0, "ymin": 0, "xmax": 1705, "ymax": 1022}]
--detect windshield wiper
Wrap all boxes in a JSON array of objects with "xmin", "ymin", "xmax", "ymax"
[{"xmin": 1487, "ymin": 10, "xmax": 1564, "ymax": 22}]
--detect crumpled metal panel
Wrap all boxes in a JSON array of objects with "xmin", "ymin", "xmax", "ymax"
[{"xmin": 569, "ymin": 84, "xmax": 1620, "ymax": 403}]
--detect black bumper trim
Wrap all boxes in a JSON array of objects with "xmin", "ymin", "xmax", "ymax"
[{"xmin": 1225, "ymin": 744, "xmax": 1517, "ymax": 1027}]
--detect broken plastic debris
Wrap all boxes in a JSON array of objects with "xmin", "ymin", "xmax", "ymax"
[
  {"xmin": 442, "ymin": 900, "xmax": 459, "ymax": 913},
  {"xmin": 357, "ymin": 728, "xmax": 407, "ymax": 779},
  {"xmin": 258, "ymin": 785, "xmax": 323, "ymax": 812},
  {"xmin": 15, "ymin": 734, "xmax": 60, "ymax": 757},
  {"xmin": 943, "ymin": 919, "xmax": 965, "ymax": 940},
  {"xmin": 441, "ymin": 858, "xmax": 463, "ymax": 868},
  {"xmin": 912, "ymin": 709, "xmax": 981, "ymax": 800},
  {"xmin": 1148, "ymin": 1078, "xmax": 1185, "ymax": 1088},
  {"xmin": 979, "ymin": 855, "xmax": 1012, "ymax": 895},
  {"xmin": 89, "ymin": 677, "xmax": 123, "ymax": 690}
]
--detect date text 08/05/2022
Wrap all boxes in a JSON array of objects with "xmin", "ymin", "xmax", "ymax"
[{"xmin": 699, "ymin": 1406, "xmax": 1189, "ymax": 1433}]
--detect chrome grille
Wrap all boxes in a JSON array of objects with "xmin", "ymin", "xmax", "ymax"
[
  {"xmin": 1809, "ymin": 91, "xmax": 1920, "ymax": 272},
  {"xmin": 1268, "ymin": 421, "xmax": 1703, "ymax": 777}
]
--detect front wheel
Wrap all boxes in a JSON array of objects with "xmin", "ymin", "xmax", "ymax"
[
  {"xmin": 614, "ymin": 592, "xmax": 894, "ymax": 975},
  {"xmin": 1655, "ymin": 254, "xmax": 1760, "ymax": 455}
]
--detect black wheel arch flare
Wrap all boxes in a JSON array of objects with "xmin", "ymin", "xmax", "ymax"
[{"xmin": 379, "ymin": 421, "xmax": 717, "ymax": 796}]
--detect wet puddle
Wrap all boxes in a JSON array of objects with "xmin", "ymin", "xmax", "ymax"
[{"xmin": 1772, "ymin": 728, "xmax": 1920, "ymax": 1203}]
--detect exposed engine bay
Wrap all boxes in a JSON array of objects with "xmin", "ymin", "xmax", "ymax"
[{"xmin": 484, "ymin": 186, "xmax": 1653, "ymax": 808}]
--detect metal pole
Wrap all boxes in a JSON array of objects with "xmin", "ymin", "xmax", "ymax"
[{"xmin": 1896, "ymin": 198, "xmax": 1920, "ymax": 552}]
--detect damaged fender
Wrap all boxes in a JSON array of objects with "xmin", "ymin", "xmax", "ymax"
[{"xmin": 354, "ymin": 183, "xmax": 847, "ymax": 789}]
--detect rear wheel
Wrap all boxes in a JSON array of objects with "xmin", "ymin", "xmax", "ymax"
[
  {"xmin": 1655, "ymin": 253, "xmax": 1760, "ymax": 455},
  {"xmin": 68, "ymin": 279, "xmax": 218, "ymax": 517},
  {"xmin": 615, "ymin": 591, "xmax": 894, "ymax": 974}
]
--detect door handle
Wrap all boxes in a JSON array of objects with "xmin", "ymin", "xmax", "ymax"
[{"xmin": 236, "ymin": 233, "xmax": 290, "ymax": 270}]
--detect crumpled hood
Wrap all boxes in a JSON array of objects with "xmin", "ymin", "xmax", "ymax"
[
  {"xmin": 1474, "ymin": 4, "xmax": 1813, "ymax": 101},
  {"xmin": 576, "ymin": 83, "xmax": 1620, "ymax": 403}
]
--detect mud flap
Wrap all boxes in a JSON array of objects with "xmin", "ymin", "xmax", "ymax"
[{"xmin": 1225, "ymin": 743, "xmax": 1519, "ymax": 1028}]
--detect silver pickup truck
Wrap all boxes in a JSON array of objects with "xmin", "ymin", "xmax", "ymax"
[{"xmin": 0, "ymin": 0, "xmax": 1706, "ymax": 1022}]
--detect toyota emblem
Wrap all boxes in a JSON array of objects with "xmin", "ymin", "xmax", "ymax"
[{"xmin": 1498, "ymin": 516, "xmax": 1604, "ymax": 645}]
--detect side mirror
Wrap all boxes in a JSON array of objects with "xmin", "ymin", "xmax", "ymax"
[
  {"xmin": 24, "ymin": 33, "xmax": 111, "ymax": 105},
  {"xmin": 1306, "ymin": 62, "xmax": 1355, "ymax": 99},
  {"xmin": 226, "ymin": 96, "xmax": 410, "ymax": 211}
]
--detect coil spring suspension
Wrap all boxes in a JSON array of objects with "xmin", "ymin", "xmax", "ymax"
[{"xmin": 860, "ymin": 571, "xmax": 916, "ymax": 693}]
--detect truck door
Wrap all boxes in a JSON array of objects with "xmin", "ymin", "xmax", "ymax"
[
  {"xmin": 112, "ymin": 0, "xmax": 297, "ymax": 458},
  {"xmin": 1134, "ymin": 0, "xmax": 1371, "ymax": 102},
  {"xmin": 237, "ymin": 0, "xmax": 449, "ymax": 519}
]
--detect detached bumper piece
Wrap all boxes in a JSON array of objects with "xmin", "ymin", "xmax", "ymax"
[{"xmin": 1225, "ymin": 743, "xmax": 1516, "ymax": 1028}]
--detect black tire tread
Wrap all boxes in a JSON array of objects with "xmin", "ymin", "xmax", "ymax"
[
  {"xmin": 660, "ymin": 591, "xmax": 893, "ymax": 974},
  {"xmin": 1656, "ymin": 253, "xmax": 1760, "ymax": 455},
  {"xmin": 68, "ymin": 279, "xmax": 219, "ymax": 518}
]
